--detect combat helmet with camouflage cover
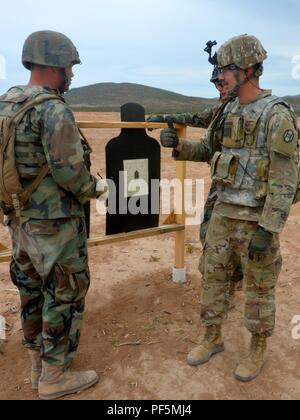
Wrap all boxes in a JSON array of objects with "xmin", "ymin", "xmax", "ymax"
[
  {"xmin": 22, "ymin": 30, "xmax": 81, "ymax": 70},
  {"xmin": 217, "ymin": 34, "xmax": 267, "ymax": 70}
]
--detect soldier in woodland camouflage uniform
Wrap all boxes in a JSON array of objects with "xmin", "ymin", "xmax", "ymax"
[
  {"xmin": 160, "ymin": 35, "xmax": 299, "ymax": 381},
  {"xmin": 0, "ymin": 31, "xmax": 105, "ymax": 400}
]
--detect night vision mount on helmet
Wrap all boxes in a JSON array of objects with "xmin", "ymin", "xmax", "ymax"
[{"xmin": 204, "ymin": 40, "xmax": 220, "ymax": 84}]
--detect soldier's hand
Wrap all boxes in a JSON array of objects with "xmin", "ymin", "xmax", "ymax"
[
  {"xmin": 248, "ymin": 226, "xmax": 273, "ymax": 261},
  {"xmin": 164, "ymin": 114, "xmax": 186, "ymax": 124},
  {"xmin": 147, "ymin": 115, "xmax": 186, "ymax": 124},
  {"xmin": 96, "ymin": 179, "xmax": 109, "ymax": 201},
  {"xmin": 160, "ymin": 128, "xmax": 179, "ymax": 148},
  {"xmin": 146, "ymin": 115, "xmax": 165, "ymax": 123}
]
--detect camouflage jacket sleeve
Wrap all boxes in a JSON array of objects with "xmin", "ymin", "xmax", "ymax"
[
  {"xmin": 259, "ymin": 104, "xmax": 299, "ymax": 233},
  {"xmin": 39, "ymin": 100, "xmax": 98, "ymax": 205},
  {"xmin": 80, "ymin": 134, "xmax": 92, "ymax": 171},
  {"xmin": 169, "ymin": 107, "xmax": 216, "ymax": 129},
  {"xmin": 173, "ymin": 102, "xmax": 225, "ymax": 161},
  {"xmin": 189, "ymin": 106, "xmax": 219, "ymax": 128},
  {"xmin": 173, "ymin": 136, "xmax": 211, "ymax": 162}
]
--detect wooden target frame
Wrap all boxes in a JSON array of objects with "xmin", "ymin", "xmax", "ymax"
[{"xmin": 0, "ymin": 121, "xmax": 187, "ymax": 283}]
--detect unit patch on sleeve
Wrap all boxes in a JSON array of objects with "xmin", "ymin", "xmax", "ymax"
[{"xmin": 283, "ymin": 129, "xmax": 295, "ymax": 144}]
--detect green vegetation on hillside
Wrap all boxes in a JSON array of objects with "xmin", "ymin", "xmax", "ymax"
[
  {"xmin": 65, "ymin": 82, "xmax": 300, "ymax": 115},
  {"xmin": 65, "ymin": 82, "xmax": 218, "ymax": 114}
]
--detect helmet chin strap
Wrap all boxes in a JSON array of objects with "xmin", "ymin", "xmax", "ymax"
[
  {"xmin": 58, "ymin": 68, "xmax": 69, "ymax": 94},
  {"xmin": 228, "ymin": 69, "xmax": 256, "ymax": 99}
]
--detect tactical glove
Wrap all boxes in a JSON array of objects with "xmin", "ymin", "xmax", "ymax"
[
  {"xmin": 165, "ymin": 114, "xmax": 187, "ymax": 124},
  {"xmin": 146, "ymin": 115, "xmax": 165, "ymax": 123},
  {"xmin": 248, "ymin": 226, "xmax": 273, "ymax": 261},
  {"xmin": 160, "ymin": 128, "xmax": 179, "ymax": 149},
  {"xmin": 147, "ymin": 114, "xmax": 186, "ymax": 124}
]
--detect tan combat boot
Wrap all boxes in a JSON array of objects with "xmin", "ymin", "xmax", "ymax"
[
  {"xmin": 234, "ymin": 334, "xmax": 267, "ymax": 382},
  {"xmin": 187, "ymin": 325, "xmax": 224, "ymax": 366},
  {"xmin": 28, "ymin": 350, "xmax": 42, "ymax": 390},
  {"xmin": 38, "ymin": 362, "xmax": 99, "ymax": 400}
]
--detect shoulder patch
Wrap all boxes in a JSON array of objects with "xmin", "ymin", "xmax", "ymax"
[
  {"xmin": 283, "ymin": 129, "xmax": 295, "ymax": 144},
  {"xmin": 270, "ymin": 115, "xmax": 298, "ymax": 158}
]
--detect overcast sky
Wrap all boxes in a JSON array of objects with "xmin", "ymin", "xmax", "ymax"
[{"xmin": 0, "ymin": 0, "xmax": 299, "ymax": 98}]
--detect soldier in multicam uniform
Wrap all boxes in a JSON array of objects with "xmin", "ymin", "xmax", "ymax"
[
  {"xmin": 0, "ymin": 31, "xmax": 106, "ymax": 399},
  {"xmin": 160, "ymin": 34, "xmax": 299, "ymax": 381},
  {"xmin": 148, "ymin": 69, "xmax": 243, "ymax": 306}
]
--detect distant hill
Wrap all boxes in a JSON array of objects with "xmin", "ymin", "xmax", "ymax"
[
  {"xmin": 283, "ymin": 95, "xmax": 300, "ymax": 115},
  {"xmin": 65, "ymin": 82, "xmax": 300, "ymax": 115},
  {"xmin": 65, "ymin": 82, "xmax": 218, "ymax": 113}
]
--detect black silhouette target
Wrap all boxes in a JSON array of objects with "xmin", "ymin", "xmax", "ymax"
[{"xmin": 106, "ymin": 103, "xmax": 161, "ymax": 235}]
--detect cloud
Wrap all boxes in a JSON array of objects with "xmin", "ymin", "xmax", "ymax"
[{"xmin": 0, "ymin": 0, "xmax": 299, "ymax": 97}]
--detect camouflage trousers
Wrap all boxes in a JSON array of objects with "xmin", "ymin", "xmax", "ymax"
[
  {"xmin": 199, "ymin": 251, "xmax": 243, "ymax": 283},
  {"xmin": 8, "ymin": 216, "xmax": 90, "ymax": 366},
  {"xmin": 200, "ymin": 211, "xmax": 282, "ymax": 337},
  {"xmin": 199, "ymin": 187, "xmax": 243, "ymax": 285}
]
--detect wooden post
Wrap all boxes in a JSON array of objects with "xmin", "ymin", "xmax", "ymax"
[
  {"xmin": 0, "ymin": 121, "xmax": 189, "ymax": 273},
  {"xmin": 173, "ymin": 126, "xmax": 187, "ymax": 284},
  {"xmin": 0, "ymin": 243, "xmax": 7, "ymax": 252}
]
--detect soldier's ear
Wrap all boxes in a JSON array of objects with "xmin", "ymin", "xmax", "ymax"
[
  {"xmin": 51, "ymin": 67, "xmax": 60, "ymax": 74},
  {"xmin": 245, "ymin": 68, "xmax": 254, "ymax": 78}
]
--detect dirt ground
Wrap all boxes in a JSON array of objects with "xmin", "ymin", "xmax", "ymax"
[{"xmin": 1, "ymin": 112, "xmax": 300, "ymax": 400}]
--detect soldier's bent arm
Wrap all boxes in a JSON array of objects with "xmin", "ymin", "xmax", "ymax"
[
  {"xmin": 259, "ymin": 105, "xmax": 299, "ymax": 233},
  {"xmin": 173, "ymin": 108, "xmax": 215, "ymax": 129},
  {"xmin": 173, "ymin": 135, "xmax": 211, "ymax": 162},
  {"xmin": 189, "ymin": 107, "xmax": 218, "ymax": 129},
  {"xmin": 40, "ymin": 100, "xmax": 98, "ymax": 204}
]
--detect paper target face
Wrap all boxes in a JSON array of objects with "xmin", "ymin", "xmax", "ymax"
[{"xmin": 123, "ymin": 159, "xmax": 149, "ymax": 198}]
